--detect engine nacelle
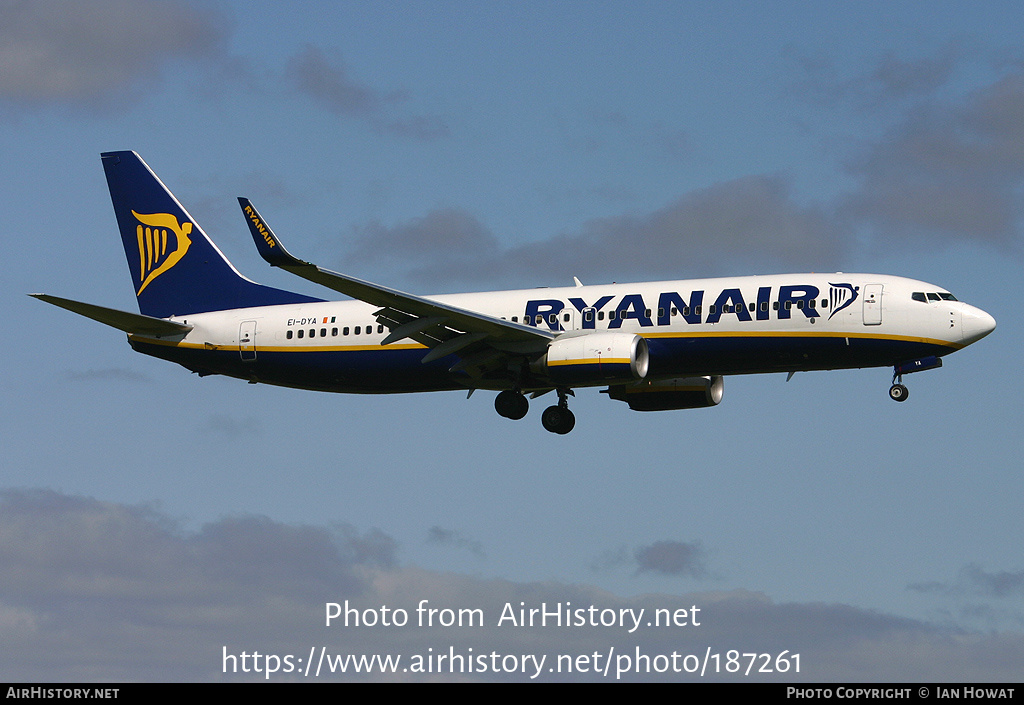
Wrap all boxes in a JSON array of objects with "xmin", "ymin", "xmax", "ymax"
[
  {"xmin": 605, "ymin": 376, "xmax": 724, "ymax": 411},
  {"xmin": 534, "ymin": 332, "xmax": 649, "ymax": 385}
]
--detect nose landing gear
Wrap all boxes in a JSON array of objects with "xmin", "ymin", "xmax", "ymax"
[
  {"xmin": 888, "ymin": 381, "xmax": 909, "ymax": 402},
  {"xmin": 888, "ymin": 356, "xmax": 943, "ymax": 402}
]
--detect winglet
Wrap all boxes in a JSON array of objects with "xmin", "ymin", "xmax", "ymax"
[{"xmin": 237, "ymin": 197, "xmax": 309, "ymax": 268}]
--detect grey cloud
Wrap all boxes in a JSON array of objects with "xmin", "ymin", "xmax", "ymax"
[
  {"xmin": 910, "ymin": 563, "xmax": 1024, "ymax": 599},
  {"xmin": 868, "ymin": 50, "xmax": 960, "ymax": 101},
  {"xmin": 285, "ymin": 46, "xmax": 449, "ymax": 140},
  {"xmin": 200, "ymin": 414, "xmax": 264, "ymax": 439},
  {"xmin": 536, "ymin": 174, "xmax": 841, "ymax": 278},
  {"xmin": 784, "ymin": 43, "xmax": 963, "ymax": 108},
  {"xmin": 963, "ymin": 564, "xmax": 1024, "ymax": 599},
  {"xmin": 345, "ymin": 207, "xmax": 505, "ymax": 288},
  {"xmin": 426, "ymin": 526, "xmax": 486, "ymax": 559},
  {"xmin": 589, "ymin": 545, "xmax": 630, "ymax": 572},
  {"xmin": 349, "ymin": 208, "xmax": 501, "ymax": 266},
  {"xmin": 366, "ymin": 174, "xmax": 843, "ymax": 289},
  {"xmin": 574, "ymin": 112, "xmax": 691, "ymax": 161},
  {"xmin": 346, "ymin": 174, "xmax": 843, "ymax": 290},
  {"xmin": 2, "ymin": 489, "xmax": 1023, "ymax": 681},
  {"xmin": 62, "ymin": 368, "xmax": 151, "ymax": 384},
  {"xmin": 0, "ymin": 0, "xmax": 225, "ymax": 108},
  {"xmin": 843, "ymin": 69, "xmax": 1024, "ymax": 249},
  {"xmin": 634, "ymin": 540, "xmax": 707, "ymax": 579}
]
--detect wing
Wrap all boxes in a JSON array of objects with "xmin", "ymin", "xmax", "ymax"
[{"xmin": 238, "ymin": 198, "xmax": 553, "ymax": 379}]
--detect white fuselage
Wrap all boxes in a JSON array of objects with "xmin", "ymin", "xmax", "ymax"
[{"xmin": 127, "ymin": 272, "xmax": 995, "ymax": 394}]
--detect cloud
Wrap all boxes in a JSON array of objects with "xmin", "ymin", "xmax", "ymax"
[
  {"xmin": 0, "ymin": 0, "xmax": 226, "ymax": 109},
  {"xmin": 62, "ymin": 368, "xmax": 152, "ymax": 384},
  {"xmin": 426, "ymin": 526, "xmax": 485, "ymax": 559},
  {"xmin": 783, "ymin": 42, "xmax": 964, "ymax": 108},
  {"xmin": 4, "ymin": 489, "xmax": 1022, "ymax": 681},
  {"xmin": 200, "ymin": 414, "xmax": 264, "ymax": 439},
  {"xmin": 285, "ymin": 46, "xmax": 449, "ymax": 140},
  {"xmin": 347, "ymin": 174, "xmax": 845, "ymax": 289},
  {"xmin": 842, "ymin": 69, "xmax": 1024, "ymax": 251},
  {"xmin": 909, "ymin": 563, "xmax": 1024, "ymax": 599},
  {"xmin": 634, "ymin": 540, "xmax": 708, "ymax": 579}
]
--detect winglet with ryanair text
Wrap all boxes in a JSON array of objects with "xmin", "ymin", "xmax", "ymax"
[{"xmin": 238, "ymin": 197, "xmax": 309, "ymax": 268}]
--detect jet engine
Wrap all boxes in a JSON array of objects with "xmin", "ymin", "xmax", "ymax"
[
  {"xmin": 533, "ymin": 332, "xmax": 649, "ymax": 385},
  {"xmin": 604, "ymin": 375, "xmax": 724, "ymax": 411}
]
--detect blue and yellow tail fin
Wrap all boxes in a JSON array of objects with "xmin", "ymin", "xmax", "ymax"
[{"xmin": 101, "ymin": 151, "xmax": 321, "ymax": 318}]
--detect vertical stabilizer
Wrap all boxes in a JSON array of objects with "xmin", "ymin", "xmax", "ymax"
[{"xmin": 101, "ymin": 151, "xmax": 320, "ymax": 318}]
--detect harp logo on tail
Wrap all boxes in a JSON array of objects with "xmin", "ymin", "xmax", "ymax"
[{"xmin": 132, "ymin": 211, "xmax": 193, "ymax": 295}]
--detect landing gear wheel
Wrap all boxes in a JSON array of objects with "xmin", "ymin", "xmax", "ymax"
[
  {"xmin": 888, "ymin": 384, "xmax": 909, "ymax": 402},
  {"xmin": 541, "ymin": 405, "xmax": 576, "ymax": 434},
  {"xmin": 495, "ymin": 390, "xmax": 529, "ymax": 420}
]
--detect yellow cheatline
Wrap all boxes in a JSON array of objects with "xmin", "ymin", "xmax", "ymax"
[
  {"xmin": 641, "ymin": 329, "xmax": 962, "ymax": 349},
  {"xmin": 548, "ymin": 358, "xmax": 631, "ymax": 366}
]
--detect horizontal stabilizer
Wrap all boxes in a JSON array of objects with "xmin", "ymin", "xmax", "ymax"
[{"xmin": 29, "ymin": 294, "xmax": 193, "ymax": 337}]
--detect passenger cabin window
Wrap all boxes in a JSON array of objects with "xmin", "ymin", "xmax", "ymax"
[{"xmin": 286, "ymin": 330, "xmax": 293, "ymax": 339}]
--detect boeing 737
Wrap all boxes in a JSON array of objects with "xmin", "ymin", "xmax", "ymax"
[{"xmin": 32, "ymin": 151, "xmax": 996, "ymax": 434}]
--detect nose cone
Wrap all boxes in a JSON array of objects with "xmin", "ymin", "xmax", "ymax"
[{"xmin": 961, "ymin": 305, "xmax": 997, "ymax": 345}]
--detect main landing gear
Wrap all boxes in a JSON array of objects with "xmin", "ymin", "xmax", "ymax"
[
  {"xmin": 494, "ymin": 389, "xmax": 529, "ymax": 420},
  {"xmin": 541, "ymin": 389, "xmax": 575, "ymax": 435},
  {"xmin": 494, "ymin": 388, "xmax": 576, "ymax": 434}
]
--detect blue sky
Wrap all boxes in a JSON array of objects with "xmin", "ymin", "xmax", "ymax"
[{"xmin": 2, "ymin": 0, "xmax": 1022, "ymax": 681}]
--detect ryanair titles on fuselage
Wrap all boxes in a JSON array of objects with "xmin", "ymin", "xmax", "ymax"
[{"xmin": 522, "ymin": 282, "xmax": 860, "ymax": 331}]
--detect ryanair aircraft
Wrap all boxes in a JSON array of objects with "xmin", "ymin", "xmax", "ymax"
[{"xmin": 33, "ymin": 152, "xmax": 996, "ymax": 434}]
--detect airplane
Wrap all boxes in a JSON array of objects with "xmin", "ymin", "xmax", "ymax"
[{"xmin": 32, "ymin": 151, "xmax": 996, "ymax": 434}]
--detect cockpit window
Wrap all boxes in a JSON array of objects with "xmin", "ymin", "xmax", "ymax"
[{"xmin": 914, "ymin": 291, "xmax": 959, "ymax": 303}]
